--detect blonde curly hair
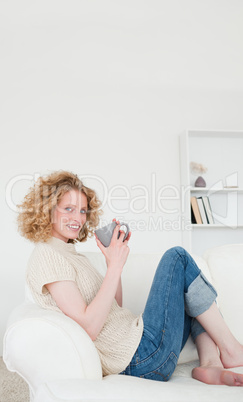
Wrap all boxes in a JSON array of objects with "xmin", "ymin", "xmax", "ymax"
[{"xmin": 17, "ymin": 170, "xmax": 103, "ymax": 243}]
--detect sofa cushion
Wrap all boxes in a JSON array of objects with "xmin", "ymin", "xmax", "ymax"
[{"xmin": 34, "ymin": 364, "xmax": 243, "ymax": 402}]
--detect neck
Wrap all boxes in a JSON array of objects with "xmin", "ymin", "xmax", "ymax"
[{"xmin": 46, "ymin": 236, "xmax": 77, "ymax": 254}]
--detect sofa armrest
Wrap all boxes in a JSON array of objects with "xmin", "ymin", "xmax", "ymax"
[{"xmin": 3, "ymin": 302, "xmax": 102, "ymax": 397}]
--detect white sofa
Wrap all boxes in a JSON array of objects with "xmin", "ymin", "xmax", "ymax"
[{"xmin": 3, "ymin": 244, "xmax": 243, "ymax": 402}]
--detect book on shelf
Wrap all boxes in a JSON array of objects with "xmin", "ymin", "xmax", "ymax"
[
  {"xmin": 201, "ymin": 196, "xmax": 214, "ymax": 224},
  {"xmin": 191, "ymin": 197, "xmax": 202, "ymax": 224},
  {"xmin": 197, "ymin": 197, "xmax": 209, "ymax": 224},
  {"xmin": 191, "ymin": 196, "xmax": 214, "ymax": 225}
]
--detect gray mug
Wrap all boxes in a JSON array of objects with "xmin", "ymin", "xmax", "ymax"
[{"xmin": 95, "ymin": 221, "xmax": 130, "ymax": 247}]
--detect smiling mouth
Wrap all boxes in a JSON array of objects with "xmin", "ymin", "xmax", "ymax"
[{"xmin": 67, "ymin": 224, "xmax": 80, "ymax": 231}]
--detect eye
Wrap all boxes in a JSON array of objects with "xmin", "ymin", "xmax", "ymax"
[
  {"xmin": 80, "ymin": 209, "xmax": 87, "ymax": 214},
  {"xmin": 65, "ymin": 207, "xmax": 73, "ymax": 212}
]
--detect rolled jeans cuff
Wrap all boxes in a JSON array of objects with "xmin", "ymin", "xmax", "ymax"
[
  {"xmin": 185, "ymin": 271, "xmax": 218, "ymax": 317},
  {"xmin": 191, "ymin": 318, "xmax": 206, "ymax": 343}
]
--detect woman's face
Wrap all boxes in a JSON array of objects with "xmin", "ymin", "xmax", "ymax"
[{"xmin": 51, "ymin": 189, "xmax": 88, "ymax": 243}]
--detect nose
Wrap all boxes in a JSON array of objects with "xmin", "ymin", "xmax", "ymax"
[{"xmin": 72, "ymin": 209, "xmax": 86, "ymax": 224}]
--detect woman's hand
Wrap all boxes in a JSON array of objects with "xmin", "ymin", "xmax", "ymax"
[{"xmin": 95, "ymin": 218, "xmax": 131, "ymax": 273}]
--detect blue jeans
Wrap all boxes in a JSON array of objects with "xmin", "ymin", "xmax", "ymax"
[{"xmin": 120, "ymin": 247, "xmax": 218, "ymax": 381}]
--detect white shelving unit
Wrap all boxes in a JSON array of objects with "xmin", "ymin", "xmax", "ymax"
[{"xmin": 179, "ymin": 130, "xmax": 243, "ymax": 255}]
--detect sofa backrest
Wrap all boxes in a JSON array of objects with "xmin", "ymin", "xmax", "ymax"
[
  {"xmin": 25, "ymin": 245, "xmax": 243, "ymax": 346},
  {"xmin": 203, "ymin": 244, "xmax": 243, "ymax": 345},
  {"xmin": 83, "ymin": 251, "xmax": 212, "ymax": 316},
  {"xmin": 83, "ymin": 252, "xmax": 163, "ymax": 315}
]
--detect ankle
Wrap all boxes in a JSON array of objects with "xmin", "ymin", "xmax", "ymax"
[
  {"xmin": 220, "ymin": 343, "xmax": 243, "ymax": 369},
  {"xmin": 200, "ymin": 358, "xmax": 223, "ymax": 368},
  {"xmin": 220, "ymin": 341, "xmax": 242, "ymax": 359}
]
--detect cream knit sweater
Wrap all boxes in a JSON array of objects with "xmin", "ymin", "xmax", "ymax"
[{"xmin": 26, "ymin": 237, "xmax": 144, "ymax": 376}]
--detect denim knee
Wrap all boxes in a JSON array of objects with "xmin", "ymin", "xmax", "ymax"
[
  {"xmin": 163, "ymin": 246, "xmax": 186, "ymax": 260},
  {"xmin": 162, "ymin": 247, "xmax": 200, "ymax": 290}
]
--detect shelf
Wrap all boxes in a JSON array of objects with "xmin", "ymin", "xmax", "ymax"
[{"xmin": 180, "ymin": 129, "xmax": 243, "ymax": 255}]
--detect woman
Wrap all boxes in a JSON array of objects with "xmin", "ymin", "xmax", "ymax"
[{"xmin": 17, "ymin": 170, "xmax": 243, "ymax": 386}]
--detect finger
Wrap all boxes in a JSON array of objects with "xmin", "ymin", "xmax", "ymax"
[
  {"xmin": 118, "ymin": 229, "xmax": 126, "ymax": 242},
  {"xmin": 112, "ymin": 218, "xmax": 120, "ymax": 224},
  {"xmin": 124, "ymin": 231, "xmax": 132, "ymax": 242},
  {"xmin": 110, "ymin": 223, "xmax": 121, "ymax": 245}
]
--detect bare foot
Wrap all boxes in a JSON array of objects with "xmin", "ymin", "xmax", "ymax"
[
  {"xmin": 220, "ymin": 344, "xmax": 243, "ymax": 369},
  {"xmin": 192, "ymin": 366, "xmax": 243, "ymax": 386}
]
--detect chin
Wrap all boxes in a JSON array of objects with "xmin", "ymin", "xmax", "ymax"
[{"xmin": 66, "ymin": 234, "xmax": 77, "ymax": 240}]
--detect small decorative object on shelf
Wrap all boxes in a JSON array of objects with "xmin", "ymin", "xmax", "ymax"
[
  {"xmin": 190, "ymin": 161, "xmax": 207, "ymax": 187},
  {"xmin": 194, "ymin": 176, "xmax": 206, "ymax": 187}
]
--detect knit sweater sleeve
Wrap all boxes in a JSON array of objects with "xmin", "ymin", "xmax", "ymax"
[{"xmin": 26, "ymin": 243, "xmax": 76, "ymax": 296}]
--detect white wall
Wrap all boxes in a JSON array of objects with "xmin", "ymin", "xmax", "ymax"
[{"xmin": 1, "ymin": 0, "xmax": 243, "ymax": 355}]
